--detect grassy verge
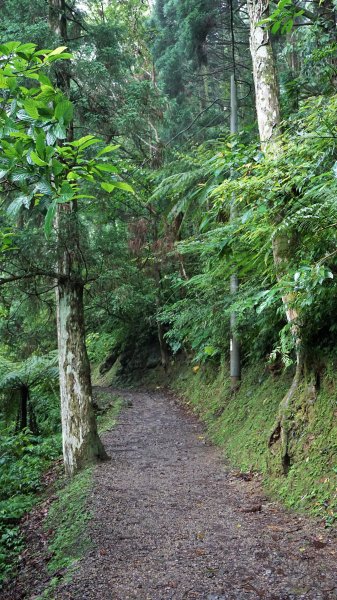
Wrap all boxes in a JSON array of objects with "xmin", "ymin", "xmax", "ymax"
[
  {"xmin": 168, "ymin": 359, "xmax": 337, "ymax": 527},
  {"xmin": 36, "ymin": 394, "xmax": 123, "ymax": 598}
]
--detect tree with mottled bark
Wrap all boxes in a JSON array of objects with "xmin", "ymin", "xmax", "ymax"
[
  {"xmin": 48, "ymin": 0, "xmax": 109, "ymax": 476},
  {"xmin": 247, "ymin": 0, "xmax": 303, "ymax": 471}
]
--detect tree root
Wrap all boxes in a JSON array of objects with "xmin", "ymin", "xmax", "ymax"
[
  {"xmin": 268, "ymin": 353, "xmax": 319, "ymax": 474},
  {"xmin": 268, "ymin": 354, "xmax": 304, "ymax": 474}
]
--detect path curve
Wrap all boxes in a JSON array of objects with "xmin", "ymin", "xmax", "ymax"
[{"xmin": 59, "ymin": 389, "xmax": 337, "ymax": 600}]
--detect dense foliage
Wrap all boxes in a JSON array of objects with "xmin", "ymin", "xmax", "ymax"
[{"xmin": 1, "ymin": 0, "xmax": 337, "ymax": 585}]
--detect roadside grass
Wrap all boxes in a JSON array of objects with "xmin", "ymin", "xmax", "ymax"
[{"xmin": 35, "ymin": 394, "xmax": 123, "ymax": 598}]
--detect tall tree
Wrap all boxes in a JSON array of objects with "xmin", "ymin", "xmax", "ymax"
[
  {"xmin": 247, "ymin": 0, "xmax": 302, "ymax": 471},
  {"xmin": 48, "ymin": 0, "xmax": 108, "ymax": 475}
]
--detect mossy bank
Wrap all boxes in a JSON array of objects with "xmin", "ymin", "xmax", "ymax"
[{"xmin": 159, "ymin": 359, "xmax": 337, "ymax": 527}]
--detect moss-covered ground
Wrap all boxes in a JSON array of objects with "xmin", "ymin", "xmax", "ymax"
[{"xmin": 167, "ymin": 359, "xmax": 337, "ymax": 527}]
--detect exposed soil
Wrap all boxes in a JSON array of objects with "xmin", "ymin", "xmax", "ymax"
[
  {"xmin": 58, "ymin": 388, "xmax": 336, "ymax": 600},
  {"xmin": 4, "ymin": 388, "xmax": 337, "ymax": 600}
]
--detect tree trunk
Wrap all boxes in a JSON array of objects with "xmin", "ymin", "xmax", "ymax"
[
  {"xmin": 153, "ymin": 264, "xmax": 169, "ymax": 371},
  {"xmin": 49, "ymin": 0, "xmax": 108, "ymax": 476},
  {"xmin": 229, "ymin": 74, "xmax": 241, "ymax": 390},
  {"xmin": 16, "ymin": 385, "xmax": 28, "ymax": 431},
  {"xmin": 247, "ymin": 0, "xmax": 281, "ymax": 146},
  {"xmin": 56, "ymin": 277, "xmax": 108, "ymax": 476},
  {"xmin": 247, "ymin": 0, "xmax": 303, "ymax": 470}
]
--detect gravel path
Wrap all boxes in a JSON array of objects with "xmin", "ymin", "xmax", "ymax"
[{"xmin": 59, "ymin": 389, "xmax": 337, "ymax": 600}]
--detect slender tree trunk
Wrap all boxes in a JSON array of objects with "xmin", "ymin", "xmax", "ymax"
[
  {"xmin": 153, "ymin": 264, "xmax": 169, "ymax": 371},
  {"xmin": 229, "ymin": 74, "xmax": 240, "ymax": 390},
  {"xmin": 49, "ymin": 0, "xmax": 108, "ymax": 476},
  {"xmin": 28, "ymin": 392, "xmax": 39, "ymax": 435},
  {"xmin": 16, "ymin": 385, "xmax": 28, "ymax": 431},
  {"xmin": 247, "ymin": 0, "xmax": 303, "ymax": 470}
]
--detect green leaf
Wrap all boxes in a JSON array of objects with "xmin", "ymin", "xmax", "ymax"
[
  {"xmin": 100, "ymin": 180, "xmax": 135, "ymax": 194},
  {"xmin": 95, "ymin": 164, "xmax": 118, "ymax": 173},
  {"xmin": 46, "ymin": 129, "xmax": 57, "ymax": 146},
  {"xmin": 23, "ymin": 99, "xmax": 39, "ymax": 119},
  {"xmin": 7, "ymin": 195, "xmax": 32, "ymax": 215},
  {"xmin": 48, "ymin": 46, "xmax": 68, "ymax": 57},
  {"xmin": 44, "ymin": 201, "xmax": 57, "ymax": 238},
  {"xmin": 0, "ymin": 71, "xmax": 9, "ymax": 89},
  {"xmin": 35, "ymin": 180, "xmax": 53, "ymax": 196},
  {"xmin": 101, "ymin": 182, "xmax": 115, "ymax": 193},
  {"xmin": 11, "ymin": 169, "xmax": 29, "ymax": 183},
  {"xmin": 112, "ymin": 181, "xmax": 134, "ymax": 193},
  {"xmin": 70, "ymin": 135, "xmax": 102, "ymax": 149},
  {"xmin": 53, "ymin": 123, "xmax": 67, "ymax": 140},
  {"xmin": 271, "ymin": 21, "xmax": 282, "ymax": 34},
  {"xmin": 47, "ymin": 53, "xmax": 72, "ymax": 63},
  {"xmin": 54, "ymin": 100, "xmax": 73, "ymax": 123},
  {"xmin": 29, "ymin": 151, "xmax": 48, "ymax": 167},
  {"xmin": 0, "ymin": 42, "xmax": 21, "ymax": 54},
  {"xmin": 35, "ymin": 131, "xmax": 46, "ymax": 159},
  {"xmin": 51, "ymin": 159, "xmax": 64, "ymax": 177},
  {"xmin": 97, "ymin": 144, "xmax": 120, "ymax": 157}
]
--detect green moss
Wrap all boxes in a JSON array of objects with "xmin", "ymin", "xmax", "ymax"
[
  {"xmin": 170, "ymin": 359, "xmax": 337, "ymax": 527},
  {"xmin": 97, "ymin": 394, "xmax": 124, "ymax": 432},
  {"xmin": 45, "ymin": 466, "xmax": 93, "ymax": 575}
]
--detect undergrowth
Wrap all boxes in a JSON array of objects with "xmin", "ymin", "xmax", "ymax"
[
  {"xmin": 1, "ymin": 393, "xmax": 122, "ymax": 593},
  {"xmin": 0, "ymin": 429, "xmax": 61, "ymax": 586}
]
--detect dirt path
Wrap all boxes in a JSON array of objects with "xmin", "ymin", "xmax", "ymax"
[{"xmin": 58, "ymin": 389, "xmax": 336, "ymax": 600}]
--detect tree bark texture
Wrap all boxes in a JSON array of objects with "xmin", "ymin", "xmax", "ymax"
[
  {"xmin": 56, "ymin": 276, "xmax": 108, "ymax": 476},
  {"xmin": 247, "ymin": 0, "xmax": 281, "ymax": 146}
]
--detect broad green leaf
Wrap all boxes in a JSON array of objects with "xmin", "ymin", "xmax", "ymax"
[
  {"xmin": 44, "ymin": 200, "xmax": 57, "ymax": 237},
  {"xmin": 66, "ymin": 171, "xmax": 80, "ymax": 180},
  {"xmin": 0, "ymin": 42, "xmax": 21, "ymax": 54},
  {"xmin": 112, "ymin": 181, "xmax": 134, "ymax": 193},
  {"xmin": 46, "ymin": 129, "xmax": 57, "ymax": 145},
  {"xmin": 35, "ymin": 131, "xmax": 46, "ymax": 159},
  {"xmin": 48, "ymin": 46, "xmax": 68, "ymax": 57},
  {"xmin": 101, "ymin": 182, "xmax": 115, "ymax": 193},
  {"xmin": 7, "ymin": 195, "xmax": 32, "ymax": 215},
  {"xmin": 54, "ymin": 123, "xmax": 67, "ymax": 140},
  {"xmin": 23, "ymin": 99, "xmax": 40, "ymax": 119},
  {"xmin": 54, "ymin": 100, "xmax": 73, "ymax": 123},
  {"xmin": 271, "ymin": 21, "xmax": 281, "ymax": 34},
  {"xmin": 51, "ymin": 159, "xmax": 64, "ymax": 176},
  {"xmin": 17, "ymin": 43, "xmax": 36, "ymax": 54},
  {"xmin": 97, "ymin": 144, "xmax": 120, "ymax": 157},
  {"xmin": 95, "ymin": 164, "xmax": 118, "ymax": 173},
  {"xmin": 70, "ymin": 135, "xmax": 101, "ymax": 148},
  {"xmin": 0, "ymin": 71, "xmax": 8, "ymax": 89},
  {"xmin": 35, "ymin": 180, "xmax": 53, "ymax": 195},
  {"xmin": 11, "ymin": 169, "xmax": 29, "ymax": 183},
  {"xmin": 47, "ymin": 53, "xmax": 72, "ymax": 63},
  {"xmin": 29, "ymin": 151, "xmax": 48, "ymax": 167}
]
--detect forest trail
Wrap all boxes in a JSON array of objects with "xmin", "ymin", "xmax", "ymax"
[{"xmin": 58, "ymin": 389, "xmax": 336, "ymax": 600}]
